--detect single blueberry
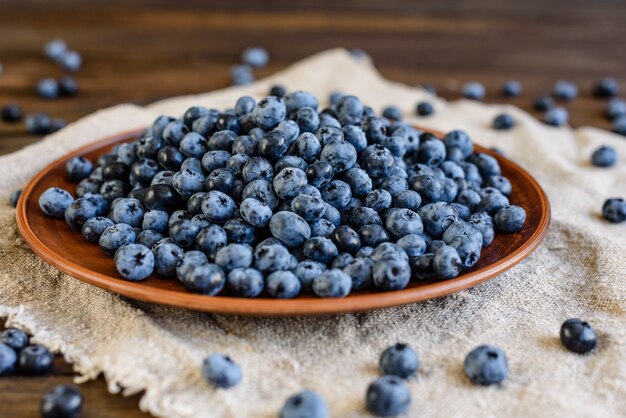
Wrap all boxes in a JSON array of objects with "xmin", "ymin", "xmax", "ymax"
[
  {"xmin": 266, "ymin": 270, "xmax": 301, "ymax": 298},
  {"xmin": 379, "ymin": 343, "xmax": 420, "ymax": 379},
  {"xmin": 560, "ymin": 318, "xmax": 598, "ymax": 354},
  {"xmin": 39, "ymin": 187, "xmax": 74, "ymax": 218},
  {"xmin": 41, "ymin": 384, "xmax": 83, "ymax": 418},
  {"xmin": 366, "ymin": 375, "xmax": 411, "ymax": 416},
  {"xmin": 202, "ymin": 353, "xmax": 242, "ymax": 388},
  {"xmin": 312, "ymin": 268, "xmax": 352, "ymax": 298},
  {"xmin": 0, "ymin": 343, "xmax": 17, "ymax": 376},
  {"xmin": 0, "ymin": 329, "xmax": 29, "ymax": 353},
  {"xmin": 462, "ymin": 82, "xmax": 485, "ymax": 100},
  {"xmin": 502, "ymin": 80, "xmax": 522, "ymax": 97},
  {"xmin": 19, "ymin": 345, "xmax": 53, "ymax": 375},
  {"xmin": 602, "ymin": 198, "xmax": 626, "ymax": 223},
  {"xmin": 464, "ymin": 345, "xmax": 509, "ymax": 385},
  {"xmin": 591, "ymin": 146, "xmax": 617, "ymax": 167},
  {"xmin": 279, "ymin": 390, "xmax": 328, "ymax": 418},
  {"xmin": 493, "ymin": 113, "xmax": 515, "ymax": 130},
  {"xmin": 226, "ymin": 268, "xmax": 264, "ymax": 297}
]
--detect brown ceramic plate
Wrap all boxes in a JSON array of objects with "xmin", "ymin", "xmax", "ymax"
[{"xmin": 16, "ymin": 128, "xmax": 550, "ymax": 316}]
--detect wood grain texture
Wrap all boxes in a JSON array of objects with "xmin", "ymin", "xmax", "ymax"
[
  {"xmin": 1, "ymin": 0, "xmax": 626, "ymax": 155},
  {"xmin": 0, "ymin": 0, "xmax": 621, "ymax": 416}
]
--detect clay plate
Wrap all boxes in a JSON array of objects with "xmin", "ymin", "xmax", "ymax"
[{"xmin": 16, "ymin": 128, "xmax": 550, "ymax": 316}]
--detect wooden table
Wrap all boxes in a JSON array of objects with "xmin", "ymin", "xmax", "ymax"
[{"xmin": 1, "ymin": 0, "xmax": 625, "ymax": 416}]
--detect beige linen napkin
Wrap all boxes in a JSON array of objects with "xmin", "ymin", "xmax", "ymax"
[{"xmin": 0, "ymin": 49, "xmax": 624, "ymax": 418}]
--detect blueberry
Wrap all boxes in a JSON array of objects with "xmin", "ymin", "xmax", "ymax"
[
  {"xmin": 157, "ymin": 145, "xmax": 185, "ymax": 170},
  {"xmin": 294, "ymin": 106, "xmax": 319, "ymax": 133},
  {"xmin": 215, "ymin": 244, "xmax": 253, "ymax": 272},
  {"xmin": 178, "ymin": 133, "xmax": 208, "ymax": 159},
  {"xmin": 99, "ymin": 223, "xmax": 136, "ymax": 255},
  {"xmin": 175, "ymin": 250, "xmax": 209, "ymax": 281},
  {"xmin": 273, "ymin": 167, "xmax": 307, "ymax": 199},
  {"xmin": 258, "ymin": 130, "xmax": 289, "ymax": 162},
  {"xmin": 359, "ymin": 224, "xmax": 390, "ymax": 247},
  {"xmin": 0, "ymin": 329, "xmax": 29, "ymax": 353},
  {"xmin": 309, "ymin": 218, "xmax": 336, "ymax": 238},
  {"xmin": 136, "ymin": 230, "xmax": 163, "ymax": 249},
  {"xmin": 613, "ymin": 117, "xmax": 626, "ymax": 136},
  {"xmin": 202, "ymin": 353, "xmax": 242, "ymax": 388},
  {"xmin": 151, "ymin": 241, "xmax": 184, "ymax": 277},
  {"xmin": 533, "ymin": 95, "xmax": 555, "ymax": 112},
  {"xmin": 200, "ymin": 191, "xmax": 235, "ymax": 223},
  {"xmin": 319, "ymin": 140, "xmax": 357, "ymax": 173},
  {"xmin": 417, "ymin": 136, "xmax": 446, "ymax": 167},
  {"xmin": 243, "ymin": 179, "xmax": 279, "ymax": 209},
  {"xmin": 239, "ymin": 198, "xmax": 271, "ymax": 227},
  {"xmin": 385, "ymin": 208, "xmax": 423, "ymax": 237},
  {"xmin": 356, "ymin": 246, "xmax": 374, "ymax": 258},
  {"xmin": 77, "ymin": 178, "xmax": 101, "ymax": 197},
  {"xmin": 560, "ymin": 318, "xmax": 598, "ymax": 354},
  {"xmin": 150, "ymin": 171, "xmax": 175, "ymax": 187},
  {"xmin": 462, "ymin": 82, "xmax": 485, "ymax": 100},
  {"xmin": 315, "ymin": 126, "xmax": 344, "ymax": 147},
  {"xmin": 321, "ymin": 180, "xmax": 352, "ymax": 209},
  {"xmin": 130, "ymin": 158, "xmax": 160, "ymax": 186},
  {"xmin": 291, "ymin": 194, "xmax": 326, "ymax": 221},
  {"xmin": 253, "ymin": 244, "xmax": 291, "ymax": 273},
  {"xmin": 416, "ymin": 101, "xmax": 434, "ymax": 116},
  {"xmin": 44, "ymin": 39, "xmax": 68, "ymax": 61},
  {"xmin": 395, "ymin": 234, "xmax": 426, "ymax": 257},
  {"xmin": 291, "ymin": 260, "xmax": 324, "ymax": 292},
  {"xmin": 39, "ymin": 187, "xmax": 74, "ymax": 218},
  {"xmin": 305, "ymin": 264, "xmax": 352, "ymax": 297},
  {"xmin": 242, "ymin": 46, "xmax": 269, "ymax": 68},
  {"xmin": 1, "ymin": 103, "xmax": 23, "ymax": 123},
  {"xmin": 448, "ymin": 235, "xmax": 481, "ymax": 268},
  {"xmin": 41, "ymin": 384, "xmax": 83, "ymax": 418},
  {"xmin": 411, "ymin": 174, "xmax": 443, "ymax": 203},
  {"xmin": 303, "ymin": 237, "xmax": 338, "ymax": 263},
  {"xmin": 443, "ymin": 130, "xmax": 473, "ymax": 158},
  {"xmin": 605, "ymin": 98, "xmax": 626, "ymax": 120},
  {"xmin": 181, "ymin": 263, "xmax": 225, "ymax": 295},
  {"xmin": 372, "ymin": 257, "xmax": 410, "ymax": 290},
  {"xmin": 171, "ymin": 169, "xmax": 203, "ymax": 199},
  {"xmin": 269, "ymin": 211, "xmax": 311, "ymax": 247},
  {"xmin": 433, "ymin": 245, "xmax": 462, "ymax": 279},
  {"xmin": 366, "ymin": 375, "xmax": 411, "ymax": 416},
  {"xmin": 591, "ymin": 146, "xmax": 617, "ymax": 167},
  {"xmin": 0, "ymin": 343, "xmax": 17, "ymax": 376},
  {"xmin": 64, "ymin": 198, "xmax": 99, "ymax": 230},
  {"xmin": 113, "ymin": 243, "xmax": 154, "ymax": 281},
  {"xmin": 410, "ymin": 253, "xmax": 435, "ymax": 280},
  {"xmin": 143, "ymin": 184, "xmax": 181, "ymax": 212},
  {"xmin": 361, "ymin": 144, "xmax": 396, "ymax": 178},
  {"xmin": 364, "ymin": 189, "xmax": 392, "ymax": 211},
  {"xmin": 266, "ymin": 270, "xmax": 301, "ymax": 298},
  {"xmin": 59, "ymin": 50, "xmax": 82, "ymax": 72},
  {"xmin": 341, "ymin": 125, "xmax": 367, "ymax": 152},
  {"xmin": 252, "ymin": 96, "xmax": 287, "ymax": 130},
  {"xmin": 232, "ymin": 135, "xmax": 258, "ymax": 156},
  {"xmin": 230, "ymin": 64, "xmax": 254, "ymax": 85},
  {"xmin": 111, "ymin": 198, "xmax": 144, "ymax": 227},
  {"xmin": 464, "ymin": 345, "xmax": 509, "ymax": 385},
  {"xmin": 543, "ymin": 107, "xmax": 569, "ymax": 126},
  {"xmin": 216, "ymin": 113, "xmax": 240, "ymax": 134},
  {"xmin": 26, "ymin": 112, "xmax": 53, "ymax": 134},
  {"xmin": 379, "ymin": 343, "xmax": 419, "ymax": 379},
  {"xmin": 226, "ymin": 268, "xmax": 264, "ymax": 297},
  {"xmin": 37, "ymin": 78, "xmax": 60, "ymax": 99},
  {"xmin": 476, "ymin": 192, "xmax": 510, "ymax": 216},
  {"xmin": 19, "ymin": 345, "xmax": 53, "ymax": 375},
  {"xmin": 493, "ymin": 113, "xmax": 515, "ymax": 130},
  {"xmin": 279, "ymin": 390, "xmax": 328, "ymax": 418},
  {"xmin": 81, "ymin": 216, "xmax": 114, "ymax": 243},
  {"xmin": 591, "ymin": 77, "xmax": 619, "ymax": 98},
  {"xmin": 553, "ymin": 80, "xmax": 578, "ymax": 100},
  {"xmin": 58, "ymin": 75, "xmax": 78, "ymax": 96},
  {"xmin": 502, "ymin": 80, "xmax": 522, "ymax": 97},
  {"xmin": 343, "ymin": 168, "xmax": 372, "ymax": 199},
  {"xmin": 330, "ymin": 225, "xmax": 361, "ymax": 254},
  {"xmin": 602, "ymin": 197, "xmax": 626, "ymax": 223},
  {"xmin": 485, "ymin": 175, "xmax": 512, "ymax": 195},
  {"xmin": 331, "ymin": 253, "xmax": 354, "ymax": 270},
  {"xmin": 468, "ymin": 212, "xmax": 495, "ymax": 247},
  {"xmin": 269, "ymin": 85, "xmax": 286, "ymax": 98},
  {"xmin": 193, "ymin": 113, "xmax": 220, "ymax": 137},
  {"xmin": 339, "ymin": 256, "xmax": 372, "ymax": 290},
  {"xmin": 382, "ymin": 105, "xmax": 401, "ymax": 121},
  {"xmin": 494, "ymin": 205, "xmax": 526, "ymax": 233},
  {"xmin": 169, "ymin": 219, "xmax": 202, "ymax": 248}
]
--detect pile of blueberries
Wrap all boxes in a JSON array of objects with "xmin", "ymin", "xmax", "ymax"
[
  {"xmin": 37, "ymin": 89, "xmax": 529, "ymax": 298},
  {"xmin": 0, "ymin": 39, "xmax": 82, "ymax": 135}
]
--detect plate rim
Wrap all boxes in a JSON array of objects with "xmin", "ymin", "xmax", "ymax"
[{"xmin": 16, "ymin": 128, "xmax": 551, "ymax": 316}]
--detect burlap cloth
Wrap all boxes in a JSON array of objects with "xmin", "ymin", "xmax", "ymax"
[{"xmin": 0, "ymin": 49, "xmax": 624, "ymax": 418}]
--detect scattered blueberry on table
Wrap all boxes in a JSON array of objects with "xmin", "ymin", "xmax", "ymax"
[
  {"xmin": 1, "ymin": 103, "xmax": 23, "ymax": 122},
  {"xmin": 502, "ymin": 80, "xmax": 522, "ymax": 97},
  {"xmin": 492, "ymin": 113, "xmax": 515, "ymax": 130},
  {"xmin": 560, "ymin": 318, "xmax": 598, "ymax": 354},
  {"xmin": 0, "ymin": 328, "xmax": 29, "ymax": 352},
  {"xmin": 461, "ymin": 82, "xmax": 486, "ymax": 100},
  {"xmin": 379, "ymin": 343, "xmax": 419, "ymax": 379},
  {"xmin": 591, "ymin": 145, "xmax": 617, "ymax": 167},
  {"xmin": 41, "ymin": 384, "xmax": 84, "ymax": 418},
  {"xmin": 602, "ymin": 198, "xmax": 626, "ymax": 223},
  {"xmin": 543, "ymin": 107, "xmax": 569, "ymax": 126},
  {"xmin": 415, "ymin": 101, "xmax": 433, "ymax": 116},
  {"xmin": 552, "ymin": 80, "xmax": 578, "ymax": 101},
  {"xmin": 532, "ymin": 95, "xmax": 554, "ymax": 112},
  {"xmin": 366, "ymin": 375, "xmax": 411, "ymax": 416},
  {"xmin": 612, "ymin": 116, "xmax": 626, "ymax": 136},
  {"xmin": 280, "ymin": 390, "xmax": 329, "ymax": 418},
  {"xmin": 0, "ymin": 342, "xmax": 17, "ymax": 376},
  {"xmin": 464, "ymin": 344, "xmax": 509, "ymax": 385},
  {"xmin": 605, "ymin": 98, "xmax": 626, "ymax": 121},
  {"xmin": 202, "ymin": 353, "xmax": 242, "ymax": 388},
  {"xmin": 37, "ymin": 78, "xmax": 60, "ymax": 99},
  {"xmin": 18, "ymin": 344, "xmax": 54, "ymax": 375},
  {"xmin": 592, "ymin": 77, "xmax": 619, "ymax": 98},
  {"xmin": 9, "ymin": 189, "xmax": 22, "ymax": 207},
  {"xmin": 241, "ymin": 46, "xmax": 269, "ymax": 69}
]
